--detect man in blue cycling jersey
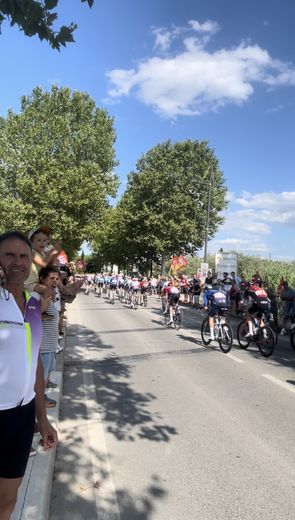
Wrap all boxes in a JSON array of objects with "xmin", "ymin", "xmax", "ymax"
[{"xmin": 203, "ymin": 280, "xmax": 228, "ymax": 340}]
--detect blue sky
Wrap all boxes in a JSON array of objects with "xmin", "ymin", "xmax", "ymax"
[{"xmin": 1, "ymin": 0, "xmax": 295, "ymax": 260}]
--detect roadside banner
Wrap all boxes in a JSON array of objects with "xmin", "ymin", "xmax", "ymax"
[
  {"xmin": 215, "ymin": 252, "xmax": 238, "ymax": 278},
  {"xmin": 200, "ymin": 262, "xmax": 209, "ymax": 282}
]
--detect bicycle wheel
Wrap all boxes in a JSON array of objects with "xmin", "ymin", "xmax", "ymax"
[
  {"xmin": 290, "ymin": 327, "xmax": 295, "ymax": 352},
  {"xmin": 219, "ymin": 322, "xmax": 233, "ymax": 353},
  {"xmin": 257, "ymin": 326, "xmax": 274, "ymax": 357},
  {"xmin": 174, "ymin": 309, "xmax": 183, "ymax": 330},
  {"xmin": 237, "ymin": 321, "xmax": 251, "ymax": 349},
  {"xmin": 164, "ymin": 312, "xmax": 169, "ymax": 326},
  {"xmin": 143, "ymin": 295, "xmax": 147, "ymax": 308},
  {"xmin": 134, "ymin": 296, "xmax": 138, "ymax": 310},
  {"xmin": 201, "ymin": 317, "xmax": 211, "ymax": 345}
]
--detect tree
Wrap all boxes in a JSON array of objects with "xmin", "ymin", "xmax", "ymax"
[
  {"xmin": 0, "ymin": 0, "xmax": 94, "ymax": 49},
  {"xmin": 108, "ymin": 140, "xmax": 227, "ymax": 270},
  {"xmin": 0, "ymin": 85, "xmax": 118, "ymax": 257}
]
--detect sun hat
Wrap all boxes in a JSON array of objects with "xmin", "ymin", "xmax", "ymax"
[{"xmin": 28, "ymin": 226, "xmax": 53, "ymax": 241}]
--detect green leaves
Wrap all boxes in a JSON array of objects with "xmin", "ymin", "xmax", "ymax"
[
  {"xmin": 97, "ymin": 140, "xmax": 228, "ymax": 269},
  {"xmin": 0, "ymin": 86, "xmax": 118, "ymax": 257},
  {"xmin": 45, "ymin": 0, "xmax": 58, "ymax": 9},
  {"xmin": 0, "ymin": 0, "xmax": 94, "ymax": 49}
]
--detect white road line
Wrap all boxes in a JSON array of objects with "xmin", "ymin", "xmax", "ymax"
[
  {"xmin": 224, "ymin": 353, "xmax": 245, "ymax": 363},
  {"xmin": 262, "ymin": 374, "xmax": 295, "ymax": 394},
  {"xmin": 83, "ymin": 369, "xmax": 121, "ymax": 520},
  {"xmin": 75, "ymin": 299, "xmax": 121, "ymax": 520}
]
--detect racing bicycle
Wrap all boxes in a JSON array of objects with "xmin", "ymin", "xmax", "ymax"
[
  {"xmin": 236, "ymin": 312, "xmax": 275, "ymax": 357},
  {"xmin": 201, "ymin": 310, "xmax": 233, "ymax": 353},
  {"xmin": 164, "ymin": 302, "xmax": 183, "ymax": 330}
]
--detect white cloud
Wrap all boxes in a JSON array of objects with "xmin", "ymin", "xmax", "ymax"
[
  {"xmin": 106, "ymin": 20, "xmax": 295, "ymax": 118},
  {"xmin": 231, "ymin": 191, "xmax": 295, "ymax": 225},
  {"xmin": 208, "ymin": 190, "xmax": 295, "ymax": 257},
  {"xmin": 210, "ymin": 237, "xmax": 268, "ymax": 254},
  {"xmin": 152, "ymin": 27, "xmax": 174, "ymax": 52},
  {"xmin": 188, "ymin": 20, "xmax": 219, "ymax": 34}
]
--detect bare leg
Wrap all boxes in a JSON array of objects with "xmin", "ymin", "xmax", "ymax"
[
  {"xmin": 0, "ymin": 477, "xmax": 23, "ymax": 520},
  {"xmin": 209, "ymin": 316, "xmax": 215, "ymax": 339}
]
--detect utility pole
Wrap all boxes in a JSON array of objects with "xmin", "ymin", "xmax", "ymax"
[{"xmin": 203, "ymin": 167, "xmax": 214, "ymax": 263}]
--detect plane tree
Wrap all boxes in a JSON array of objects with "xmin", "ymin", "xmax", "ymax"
[
  {"xmin": 0, "ymin": 85, "xmax": 118, "ymax": 256},
  {"xmin": 109, "ymin": 140, "xmax": 228, "ymax": 270},
  {"xmin": 0, "ymin": 0, "xmax": 94, "ymax": 49}
]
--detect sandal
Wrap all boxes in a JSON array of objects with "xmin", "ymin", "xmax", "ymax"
[
  {"xmin": 45, "ymin": 395, "xmax": 57, "ymax": 408},
  {"xmin": 47, "ymin": 380, "xmax": 58, "ymax": 388}
]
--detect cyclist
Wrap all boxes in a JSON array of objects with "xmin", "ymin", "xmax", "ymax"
[
  {"xmin": 109, "ymin": 274, "xmax": 118, "ymax": 302},
  {"xmin": 130, "ymin": 276, "xmax": 140, "ymax": 308},
  {"xmin": 203, "ymin": 280, "xmax": 228, "ymax": 340},
  {"xmin": 85, "ymin": 274, "xmax": 93, "ymax": 295},
  {"xmin": 164, "ymin": 277, "xmax": 180, "ymax": 327},
  {"xmin": 139, "ymin": 276, "xmax": 149, "ymax": 305},
  {"xmin": 243, "ymin": 282, "xmax": 271, "ymax": 337},
  {"xmin": 97, "ymin": 273, "xmax": 105, "ymax": 295}
]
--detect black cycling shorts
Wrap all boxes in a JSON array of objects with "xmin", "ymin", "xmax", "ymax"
[
  {"xmin": 208, "ymin": 302, "xmax": 228, "ymax": 318},
  {"xmin": 0, "ymin": 398, "xmax": 35, "ymax": 478},
  {"xmin": 169, "ymin": 293, "xmax": 180, "ymax": 305},
  {"xmin": 248, "ymin": 302, "xmax": 270, "ymax": 317}
]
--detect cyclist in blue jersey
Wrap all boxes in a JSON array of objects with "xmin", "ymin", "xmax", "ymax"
[{"xmin": 203, "ymin": 280, "xmax": 228, "ymax": 340}]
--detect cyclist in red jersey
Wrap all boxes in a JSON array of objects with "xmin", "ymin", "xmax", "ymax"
[
  {"xmin": 164, "ymin": 277, "xmax": 180, "ymax": 327},
  {"xmin": 139, "ymin": 276, "xmax": 149, "ymax": 305},
  {"xmin": 244, "ymin": 283, "xmax": 271, "ymax": 336}
]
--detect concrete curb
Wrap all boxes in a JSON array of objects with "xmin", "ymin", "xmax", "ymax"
[{"xmin": 12, "ymin": 331, "xmax": 65, "ymax": 520}]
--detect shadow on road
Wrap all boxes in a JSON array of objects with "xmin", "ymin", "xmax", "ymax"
[
  {"xmin": 63, "ymin": 322, "xmax": 178, "ymax": 444},
  {"xmin": 51, "ymin": 438, "xmax": 167, "ymax": 520}
]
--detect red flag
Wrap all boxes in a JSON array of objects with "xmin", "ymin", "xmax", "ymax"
[
  {"xmin": 178, "ymin": 255, "xmax": 188, "ymax": 268},
  {"xmin": 58, "ymin": 250, "xmax": 69, "ymax": 265}
]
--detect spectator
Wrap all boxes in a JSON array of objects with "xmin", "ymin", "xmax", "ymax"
[
  {"xmin": 39, "ymin": 265, "xmax": 61, "ymax": 408},
  {"xmin": 252, "ymin": 271, "xmax": 262, "ymax": 287},
  {"xmin": 205, "ymin": 270, "xmax": 213, "ymax": 285},
  {"xmin": 0, "ymin": 231, "xmax": 58, "ymax": 519},
  {"xmin": 280, "ymin": 281, "xmax": 295, "ymax": 335},
  {"xmin": 223, "ymin": 277, "xmax": 232, "ymax": 307},
  {"xmin": 229, "ymin": 272, "xmax": 240, "ymax": 311},
  {"xmin": 24, "ymin": 226, "xmax": 62, "ymax": 294},
  {"xmin": 180, "ymin": 274, "xmax": 189, "ymax": 303},
  {"xmin": 192, "ymin": 274, "xmax": 201, "ymax": 307}
]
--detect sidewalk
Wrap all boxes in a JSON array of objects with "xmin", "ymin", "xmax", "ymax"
[{"xmin": 12, "ymin": 333, "xmax": 65, "ymax": 520}]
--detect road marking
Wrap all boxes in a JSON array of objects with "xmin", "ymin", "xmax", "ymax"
[
  {"xmin": 83, "ymin": 369, "xmax": 121, "ymax": 520},
  {"xmin": 262, "ymin": 374, "xmax": 295, "ymax": 394},
  {"xmin": 224, "ymin": 353, "xmax": 245, "ymax": 363}
]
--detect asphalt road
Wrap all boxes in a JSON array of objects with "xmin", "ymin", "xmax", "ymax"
[{"xmin": 50, "ymin": 291, "xmax": 295, "ymax": 520}]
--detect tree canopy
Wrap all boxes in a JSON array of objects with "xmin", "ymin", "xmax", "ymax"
[
  {"xmin": 0, "ymin": 0, "xmax": 94, "ymax": 49},
  {"xmin": 93, "ymin": 140, "xmax": 228, "ymax": 270},
  {"xmin": 0, "ymin": 85, "xmax": 118, "ymax": 256}
]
